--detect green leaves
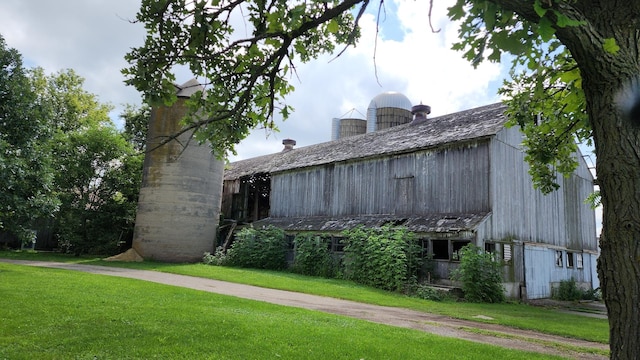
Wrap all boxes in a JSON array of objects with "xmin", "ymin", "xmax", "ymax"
[
  {"xmin": 451, "ymin": 244, "xmax": 505, "ymax": 303},
  {"xmin": 342, "ymin": 225, "xmax": 422, "ymax": 292},
  {"xmin": 226, "ymin": 227, "xmax": 288, "ymax": 270},
  {"xmin": 327, "ymin": 18, "xmax": 340, "ymax": 34},
  {"xmin": 124, "ymin": 0, "xmax": 363, "ymax": 157},
  {"xmin": 603, "ymin": 38, "xmax": 620, "ymax": 55},
  {"xmin": 533, "ymin": 0, "xmax": 548, "ymax": 17},
  {"xmin": 499, "ymin": 45, "xmax": 589, "ymax": 193},
  {"xmin": 449, "ymin": 0, "xmax": 592, "ymax": 194},
  {"xmin": 0, "ymin": 36, "xmax": 58, "ymax": 243}
]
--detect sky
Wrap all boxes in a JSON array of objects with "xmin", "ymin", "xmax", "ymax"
[
  {"xmin": 0, "ymin": 0, "xmax": 507, "ymax": 160},
  {"xmin": 0, "ymin": 0, "xmax": 601, "ymax": 234}
]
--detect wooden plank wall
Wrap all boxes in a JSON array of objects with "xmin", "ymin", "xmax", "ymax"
[
  {"xmin": 490, "ymin": 126, "xmax": 597, "ymax": 251},
  {"xmin": 270, "ymin": 141, "xmax": 492, "ymax": 218}
]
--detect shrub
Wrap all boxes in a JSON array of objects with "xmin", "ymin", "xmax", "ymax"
[
  {"xmin": 202, "ymin": 247, "xmax": 229, "ymax": 266},
  {"xmin": 412, "ymin": 284, "xmax": 448, "ymax": 302},
  {"xmin": 225, "ymin": 226, "xmax": 288, "ymax": 270},
  {"xmin": 553, "ymin": 278, "xmax": 582, "ymax": 301},
  {"xmin": 552, "ymin": 278, "xmax": 601, "ymax": 301},
  {"xmin": 451, "ymin": 244, "xmax": 505, "ymax": 303},
  {"xmin": 342, "ymin": 225, "xmax": 422, "ymax": 292},
  {"xmin": 291, "ymin": 233, "xmax": 338, "ymax": 278}
]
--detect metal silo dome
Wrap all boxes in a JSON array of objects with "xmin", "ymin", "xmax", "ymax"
[
  {"xmin": 366, "ymin": 92, "xmax": 413, "ymax": 132},
  {"xmin": 368, "ymin": 91, "xmax": 413, "ymax": 110}
]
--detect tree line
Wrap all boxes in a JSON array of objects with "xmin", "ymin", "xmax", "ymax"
[{"xmin": 0, "ymin": 35, "xmax": 147, "ymax": 255}]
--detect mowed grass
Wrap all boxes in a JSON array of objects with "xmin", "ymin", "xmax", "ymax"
[
  {"xmin": 0, "ymin": 251, "xmax": 609, "ymax": 344},
  {"xmin": 0, "ymin": 262, "xmax": 564, "ymax": 360}
]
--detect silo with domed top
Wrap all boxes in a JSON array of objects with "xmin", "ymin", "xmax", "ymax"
[{"xmin": 366, "ymin": 91, "xmax": 413, "ymax": 132}]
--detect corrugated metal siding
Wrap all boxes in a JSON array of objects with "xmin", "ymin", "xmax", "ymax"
[
  {"xmin": 524, "ymin": 245, "xmax": 551, "ymax": 298},
  {"xmin": 524, "ymin": 244, "xmax": 594, "ymax": 299},
  {"xmin": 489, "ymin": 126, "xmax": 597, "ymax": 251},
  {"xmin": 270, "ymin": 142, "xmax": 491, "ymax": 218}
]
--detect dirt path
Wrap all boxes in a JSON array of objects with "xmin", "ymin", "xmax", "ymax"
[{"xmin": 1, "ymin": 259, "xmax": 608, "ymax": 359}]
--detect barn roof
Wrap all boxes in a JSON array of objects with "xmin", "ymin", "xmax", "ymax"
[
  {"xmin": 252, "ymin": 212, "xmax": 490, "ymax": 235},
  {"xmin": 225, "ymin": 102, "xmax": 508, "ymax": 180}
]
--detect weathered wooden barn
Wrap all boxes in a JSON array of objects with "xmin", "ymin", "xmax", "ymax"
[{"xmin": 221, "ymin": 102, "xmax": 598, "ymax": 299}]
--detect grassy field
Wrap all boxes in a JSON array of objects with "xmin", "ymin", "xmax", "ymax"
[
  {"xmin": 0, "ymin": 251, "xmax": 609, "ymax": 345},
  {"xmin": 0, "ymin": 261, "xmax": 567, "ymax": 360}
]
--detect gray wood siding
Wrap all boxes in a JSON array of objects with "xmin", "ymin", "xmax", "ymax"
[
  {"xmin": 489, "ymin": 126, "xmax": 597, "ymax": 251},
  {"xmin": 270, "ymin": 142, "xmax": 491, "ymax": 218}
]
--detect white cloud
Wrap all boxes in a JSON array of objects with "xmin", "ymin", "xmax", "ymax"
[{"xmin": 0, "ymin": 0, "xmax": 145, "ymax": 126}]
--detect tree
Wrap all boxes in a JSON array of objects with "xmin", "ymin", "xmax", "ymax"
[
  {"xmin": 120, "ymin": 103, "xmax": 151, "ymax": 152},
  {"xmin": 0, "ymin": 35, "xmax": 58, "ymax": 243},
  {"xmin": 41, "ymin": 71, "xmax": 143, "ymax": 255},
  {"xmin": 124, "ymin": 1, "xmax": 640, "ymax": 357},
  {"xmin": 451, "ymin": 244, "xmax": 505, "ymax": 303}
]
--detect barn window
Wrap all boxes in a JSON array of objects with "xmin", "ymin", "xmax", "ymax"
[
  {"xmin": 452, "ymin": 240, "xmax": 470, "ymax": 261},
  {"xmin": 432, "ymin": 240, "xmax": 449, "ymax": 260},
  {"xmin": 285, "ymin": 234, "xmax": 296, "ymax": 250},
  {"xmin": 502, "ymin": 244, "xmax": 512, "ymax": 262},
  {"xmin": 485, "ymin": 242, "xmax": 496, "ymax": 253},
  {"xmin": 330, "ymin": 236, "xmax": 344, "ymax": 253},
  {"xmin": 566, "ymin": 252, "xmax": 575, "ymax": 268},
  {"xmin": 576, "ymin": 253, "xmax": 584, "ymax": 269},
  {"xmin": 555, "ymin": 250, "xmax": 564, "ymax": 267}
]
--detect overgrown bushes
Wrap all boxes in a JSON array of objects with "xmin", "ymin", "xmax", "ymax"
[
  {"xmin": 451, "ymin": 244, "xmax": 505, "ymax": 303},
  {"xmin": 291, "ymin": 233, "xmax": 338, "ymax": 278},
  {"xmin": 552, "ymin": 278, "xmax": 601, "ymax": 301},
  {"xmin": 214, "ymin": 226, "xmax": 288, "ymax": 270},
  {"xmin": 205, "ymin": 226, "xmax": 509, "ymax": 303},
  {"xmin": 206, "ymin": 225, "xmax": 423, "ymax": 294},
  {"xmin": 342, "ymin": 225, "xmax": 422, "ymax": 292}
]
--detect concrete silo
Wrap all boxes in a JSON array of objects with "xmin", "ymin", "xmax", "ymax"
[
  {"xmin": 331, "ymin": 110, "xmax": 366, "ymax": 141},
  {"xmin": 132, "ymin": 79, "xmax": 224, "ymax": 262},
  {"xmin": 366, "ymin": 92, "xmax": 413, "ymax": 132},
  {"xmin": 339, "ymin": 118, "xmax": 367, "ymax": 139}
]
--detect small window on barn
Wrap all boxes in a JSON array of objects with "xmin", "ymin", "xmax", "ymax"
[
  {"xmin": 485, "ymin": 242, "xmax": 496, "ymax": 254},
  {"xmin": 502, "ymin": 244, "xmax": 512, "ymax": 263},
  {"xmin": 285, "ymin": 234, "xmax": 296, "ymax": 250},
  {"xmin": 555, "ymin": 250, "xmax": 564, "ymax": 267},
  {"xmin": 576, "ymin": 253, "xmax": 584, "ymax": 269},
  {"xmin": 331, "ymin": 236, "xmax": 345, "ymax": 253},
  {"xmin": 452, "ymin": 240, "xmax": 470, "ymax": 261},
  {"xmin": 566, "ymin": 252, "xmax": 575, "ymax": 268},
  {"xmin": 432, "ymin": 240, "xmax": 449, "ymax": 260}
]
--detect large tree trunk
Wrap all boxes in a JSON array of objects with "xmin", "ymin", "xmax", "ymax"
[
  {"xmin": 586, "ymin": 78, "xmax": 640, "ymax": 360},
  {"xmin": 555, "ymin": 12, "xmax": 640, "ymax": 359}
]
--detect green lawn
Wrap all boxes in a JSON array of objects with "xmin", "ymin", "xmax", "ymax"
[
  {"xmin": 0, "ymin": 262, "xmax": 565, "ymax": 360},
  {"xmin": 0, "ymin": 251, "xmax": 609, "ymax": 345}
]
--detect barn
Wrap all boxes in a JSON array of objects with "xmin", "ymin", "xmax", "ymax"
[{"xmin": 221, "ymin": 97, "xmax": 599, "ymax": 300}]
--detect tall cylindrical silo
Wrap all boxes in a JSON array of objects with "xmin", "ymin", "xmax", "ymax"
[
  {"xmin": 339, "ymin": 118, "xmax": 367, "ymax": 138},
  {"xmin": 331, "ymin": 117, "xmax": 341, "ymax": 141},
  {"xmin": 366, "ymin": 92, "xmax": 413, "ymax": 132},
  {"xmin": 132, "ymin": 79, "xmax": 224, "ymax": 262}
]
